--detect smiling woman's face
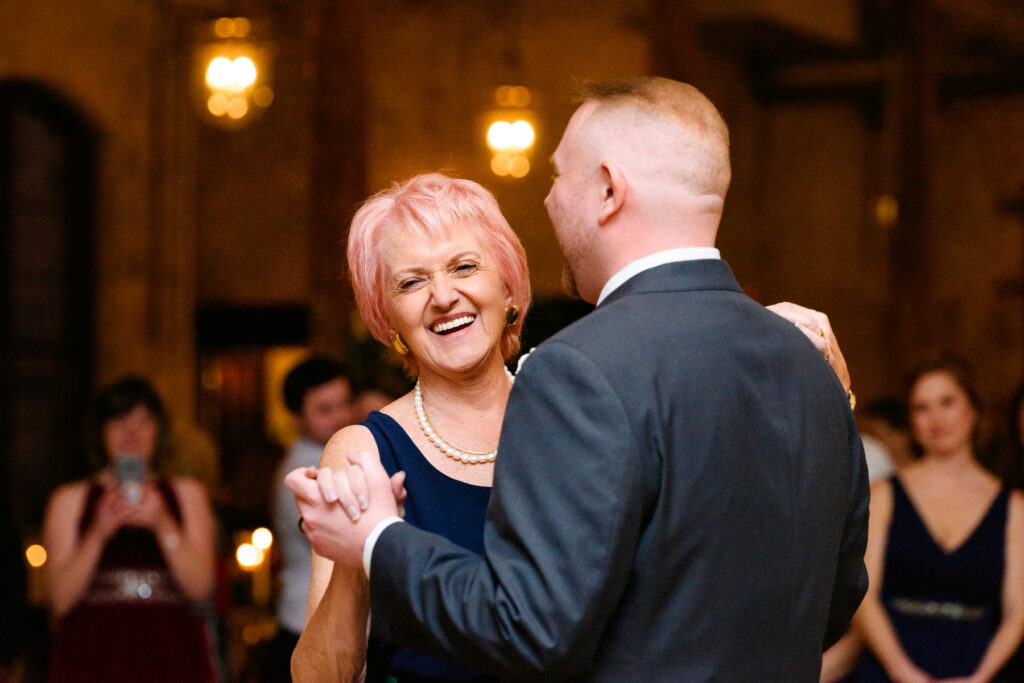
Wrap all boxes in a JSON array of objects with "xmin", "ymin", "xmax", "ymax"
[{"xmin": 384, "ymin": 221, "xmax": 511, "ymax": 378}]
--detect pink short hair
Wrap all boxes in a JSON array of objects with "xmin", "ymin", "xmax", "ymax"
[{"xmin": 347, "ymin": 173, "xmax": 531, "ymax": 374}]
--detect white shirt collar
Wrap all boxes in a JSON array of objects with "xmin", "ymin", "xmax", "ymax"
[{"xmin": 596, "ymin": 247, "xmax": 721, "ymax": 305}]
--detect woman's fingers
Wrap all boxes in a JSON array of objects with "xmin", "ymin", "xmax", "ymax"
[
  {"xmin": 767, "ymin": 302, "xmax": 829, "ymax": 351},
  {"xmin": 347, "ymin": 450, "xmax": 400, "ymax": 518},
  {"xmin": 315, "ymin": 467, "xmax": 339, "ymax": 503},
  {"xmin": 322, "ymin": 468, "xmax": 362, "ymax": 521},
  {"xmin": 285, "ymin": 467, "xmax": 321, "ymax": 501},
  {"xmin": 767, "ymin": 301, "xmax": 851, "ymax": 392},
  {"xmin": 391, "ymin": 471, "xmax": 408, "ymax": 518},
  {"xmin": 390, "ymin": 471, "xmax": 407, "ymax": 503},
  {"xmin": 346, "ymin": 462, "xmax": 369, "ymax": 511}
]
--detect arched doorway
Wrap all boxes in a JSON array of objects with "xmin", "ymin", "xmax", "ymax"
[{"xmin": 0, "ymin": 80, "xmax": 97, "ymax": 537}]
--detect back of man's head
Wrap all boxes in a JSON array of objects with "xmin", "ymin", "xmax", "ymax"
[
  {"xmin": 283, "ymin": 356, "xmax": 348, "ymax": 415},
  {"xmin": 571, "ymin": 76, "xmax": 731, "ymax": 201}
]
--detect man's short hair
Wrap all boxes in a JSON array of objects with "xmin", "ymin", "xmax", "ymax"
[
  {"xmin": 283, "ymin": 356, "xmax": 349, "ymax": 414},
  {"xmin": 570, "ymin": 76, "xmax": 731, "ymax": 197}
]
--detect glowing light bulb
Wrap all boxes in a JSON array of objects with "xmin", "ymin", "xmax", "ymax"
[
  {"xmin": 509, "ymin": 120, "xmax": 534, "ymax": 150},
  {"xmin": 214, "ymin": 18, "xmax": 235, "ymax": 38},
  {"xmin": 26, "ymin": 544, "xmax": 47, "ymax": 567},
  {"xmin": 487, "ymin": 121, "xmax": 512, "ymax": 151},
  {"xmin": 227, "ymin": 97, "xmax": 249, "ymax": 119},
  {"xmin": 509, "ymin": 155, "xmax": 531, "ymax": 178},
  {"xmin": 252, "ymin": 527, "xmax": 273, "ymax": 550},
  {"xmin": 233, "ymin": 17, "xmax": 251, "ymax": 38},
  {"xmin": 509, "ymin": 86, "xmax": 531, "ymax": 107},
  {"xmin": 230, "ymin": 57, "xmax": 257, "ymax": 91},
  {"xmin": 236, "ymin": 542, "xmax": 264, "ymax": 570},
  {"xmin": 206, "ymin": 57, "xmax": 234, "ymax": 89},
  {"xmin": 207, "ymin": 93, "xmax": 229, "ymax": 116},
  {"xmin": 491, "ymin": 153, "xmax": 511, "ymax": 176}
]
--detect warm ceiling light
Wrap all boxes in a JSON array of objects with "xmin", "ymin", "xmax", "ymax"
[
  {"xmin": 195, "ymin": 16, "xmax": 275, "ymax": 129},
  {"xmin": 226, "ymin": 96, "xmax": 249, "ymax": 119},
  {"xmin": 486, "ymin": 85, "xmax": 536, "ymax": 178},
  {"xmin": 205, "ymin": 57, "xmax": 234, "ymax": 89},
  {"xmin": 487, "ymin": 120, "xmax": 534, "ymax": 153},
  {"xmin": 508, "ymin": 155, "xmax": 530, "ymax": 178},
  {"xmin": 491, "ymin": 153, "xmax": 511, "ymax": 177},
  {"xmin": 230, "ymin": 57, "xmax": 257, "ymax": 91},
  {"xmin": 487, "ymin": 121, "xmax": 512, "ymax": 151},
  {"xmin": 509, "ymin": 120, "xmax": 534, "ymax": 149}
]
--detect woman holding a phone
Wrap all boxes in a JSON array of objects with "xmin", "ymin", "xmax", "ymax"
[{"xmin": 42, "ymin": 376, "xmax": 218, "ymax": 682}]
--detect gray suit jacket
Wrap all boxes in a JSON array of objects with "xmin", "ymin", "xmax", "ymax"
[{"xmin": 370, "ymin": 259, "xmax": 869, "ymax": 682}]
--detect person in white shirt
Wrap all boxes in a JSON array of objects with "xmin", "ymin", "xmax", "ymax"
[{"xmin": 265, "ymin": 356, "xmax": 354, "ymax": 682}]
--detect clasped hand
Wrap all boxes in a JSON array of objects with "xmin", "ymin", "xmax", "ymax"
[
  {"xmin": 93, "ymin": 483, "xmax": 176, "ymax": 541},
  {"xmin": 285, "ymin": 451, "xmax": 406, "ymax": 568}
]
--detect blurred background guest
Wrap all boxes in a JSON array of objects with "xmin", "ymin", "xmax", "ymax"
[
  {"xmin": 42, "ymin": 377, "xmax": 219, "ymax": 682},
  {"xmin": 352, "ymin": 387, "xmax": 395, "ymax": 424},
  {"xmin": 859, "ymin": 397, "xmax": 914, "ymax": 482},
  {"xmin": 821, "ymin": 396, "xmax": 916, "ymax": 682},
  {"xmin": 1004, "ymin": 382, "xmax": 1024, "ymax": 491},
  {"xmin": 264, "ymin": 355, "xmax": 355, "ymax": 682},
  {"xmin": 853, "ymin": 357, "xmax": 1024, "ymax": 682},
  {"xmin": 823, "ymin": 395, "xmax": 921, "ymax": 679}
]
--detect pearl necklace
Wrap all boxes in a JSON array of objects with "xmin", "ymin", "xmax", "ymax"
[{"xmin": 414, "ymin": 368, "xmax": 514, "ymax": 464}]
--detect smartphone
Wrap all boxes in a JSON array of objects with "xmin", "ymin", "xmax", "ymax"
[{"xmin": 113, "ymin": 453, "xmax": 145, "ymax": 504}]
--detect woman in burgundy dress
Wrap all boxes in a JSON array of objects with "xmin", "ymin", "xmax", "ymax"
[{"xmin": 43, "ymin": 377, "xmax": 218, "ymax": 682}]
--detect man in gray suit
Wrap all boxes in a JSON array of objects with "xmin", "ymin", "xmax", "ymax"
[{"xmin": 291, "ymin": 76, "xmax": 868, "ymax": 681}]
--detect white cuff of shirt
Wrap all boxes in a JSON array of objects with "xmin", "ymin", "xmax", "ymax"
[{"xmin": 363, "ymin": 516, "xmax": 404, "ymax": 578}]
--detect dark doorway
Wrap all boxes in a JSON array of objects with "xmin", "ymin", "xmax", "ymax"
[{"xmin": 0, "ymin": 81, "xmax": 97, "ymax": 537}]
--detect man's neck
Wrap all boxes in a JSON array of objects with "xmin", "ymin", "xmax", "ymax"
[{"xmin": 596, "ymin": 247, "xmax": 721, "ymax": 305}]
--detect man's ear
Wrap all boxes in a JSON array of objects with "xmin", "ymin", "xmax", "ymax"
[{"xmin": 598, "ymin": 160, "xmax": 626, "ymax": 226}]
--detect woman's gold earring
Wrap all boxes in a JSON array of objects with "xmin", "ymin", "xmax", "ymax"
[
  {"xmin": 391, "ymin": 333, "xmax": 409, "ymax": 355},
  {"xmin": 504, "ymin": 305, "xmax": 521, "ymax": 327}
]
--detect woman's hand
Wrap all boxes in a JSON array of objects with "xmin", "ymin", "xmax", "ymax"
[
  {"xmin": 124, "ymin": 482, "xmax": 177, "ymax": 534},
  {"xmin": 887, "ymin": 660, "xmax": 936, "ymax": 683},
  {"xmin": 391, "ymin": 471, "xmax": 408, "ymax": 517},
  {"xmin": 766, "ymin": 302, "xmax": 851, "ymax": 394},
  {"xmin": 296, "ymin": 466, "xmax": 408, "ymax": 517},
  {"xmin": 90, "ymin": 486, "xmax": 135, "ymax": 541}
]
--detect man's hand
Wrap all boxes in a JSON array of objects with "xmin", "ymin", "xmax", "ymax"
[
  {"xmin": 284, "ymin": 451, "xmax": 402, "ymax": 568},
  {"xmin": 767, "ymin": 302, "xmax": 851, "ymax": 394}
]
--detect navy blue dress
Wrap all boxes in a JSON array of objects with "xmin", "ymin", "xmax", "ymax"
[
  {"xmin": 361, "ymin": 411, "xmax": 497, "ymax": 682},
  {"xmin": 857, "ymin": 476, "xmax": 1008, "ymax": 681}
]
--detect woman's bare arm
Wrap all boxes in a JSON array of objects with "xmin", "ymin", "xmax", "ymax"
[
  {"xmin": 852, "ymin": 480, "xmax": 933, "ymax": 683},
  {"xmin": 157, "ymin": 477, "xmax": 217, "ymax": 601},
  {"xmin": 291, "ymin": 424, "xmax": 379, "ymax": 683},
  {"xmin": 43, "ymin": 483, "xmax": 114, "ymax": 617},
  {"xmin": 962, "ymin": 490, "xmax": 1024, "ymax": 682}
]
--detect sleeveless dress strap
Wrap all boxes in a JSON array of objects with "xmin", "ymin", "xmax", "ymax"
[
  {"xmin": 361, "ymin": 411, "xmax": 402, "ymax": 477},
  {"xmin": 155, "ymin": 478, "xmax": 183, "ymax": 525},
  {"xmin": 78, "ymin": 481, "xmax": 106, "ymax": 536}
]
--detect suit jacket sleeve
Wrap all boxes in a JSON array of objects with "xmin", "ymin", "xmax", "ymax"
[
  {"xmin": 822, "ymin": 427, "xmax": 870, "ymax": 649},
  {"xmin": 368, "ymin": 341, "xmax": 651, "ymax": 679}
]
